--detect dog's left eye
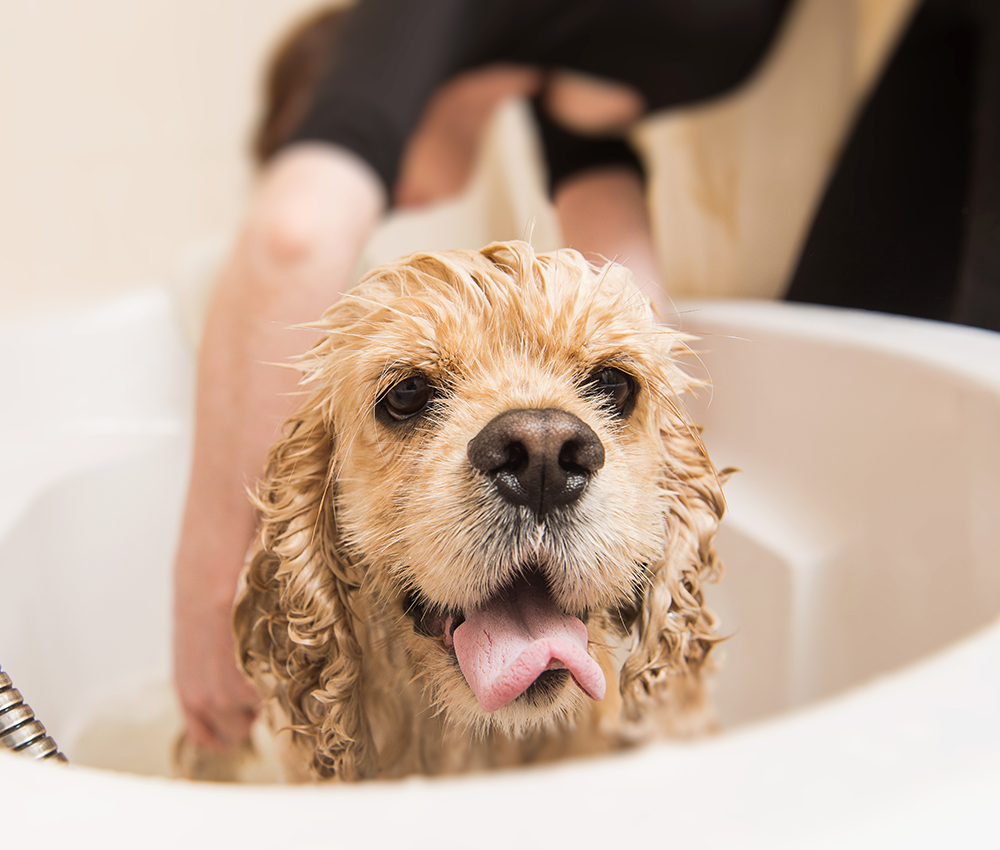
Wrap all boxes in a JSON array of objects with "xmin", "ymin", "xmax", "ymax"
[
  {"xmin": 380, "ymin": 375, "xmax": 433, "ymax": 421},
  {"xmin": 587, "ymin": 367, "xmax": 635, "ymax": 415}
]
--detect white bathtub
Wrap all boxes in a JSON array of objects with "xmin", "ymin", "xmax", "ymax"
[{"xmin": 2, "ymin": 291, "xmax": 999, "ymax": 848}]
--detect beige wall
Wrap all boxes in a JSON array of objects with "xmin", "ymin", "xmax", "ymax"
[{"xmin": 0, "ymin": 0, "xmax": 322, "ymax": 320}]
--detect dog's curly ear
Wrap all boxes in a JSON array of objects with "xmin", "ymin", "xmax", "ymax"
[
  {"xmin": 233, "ymin": 404, "xmax": 374, "ymax": 780},
  {"xmin": 619, "ymin": 415, "xmax": 728, "ymax": 738}
]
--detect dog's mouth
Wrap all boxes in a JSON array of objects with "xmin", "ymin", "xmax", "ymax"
[{"xmin": 404, "ymin": 568, "xmax": 606, "ymax": 713}]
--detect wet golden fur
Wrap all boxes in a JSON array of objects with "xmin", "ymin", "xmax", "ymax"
[{"xmin": 234, "ymin": 241, "xmax": 726, "ymax": 781}]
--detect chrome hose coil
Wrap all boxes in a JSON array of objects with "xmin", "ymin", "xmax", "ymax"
[{"xmin": 0, "ymin": 665, "xmax": 67, "ymax": 762}]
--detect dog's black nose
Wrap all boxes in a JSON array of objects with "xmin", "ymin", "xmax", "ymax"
[{"xmin": 467, "ymin": 408, "xmax": 605, "ymax": 516}]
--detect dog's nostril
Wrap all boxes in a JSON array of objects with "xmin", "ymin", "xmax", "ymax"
[
  {"xmin": 559, "ymin": 438, "xmax": 604, "ymax": 475},
  {"xmin": 468, "ymin": 408, "xmax": 605, "ymax": 516},
  {"xmin": 497, "ymin": 441, "xmax": 528, "ymax": 474}
]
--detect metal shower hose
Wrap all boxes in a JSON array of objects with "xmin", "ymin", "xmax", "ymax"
[{"xmin": 0, "ymin": 663, "xmax": 67, "ymax": 762}]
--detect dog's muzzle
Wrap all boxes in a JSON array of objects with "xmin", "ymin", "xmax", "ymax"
[
  {"xmin": 467, "ymin": 408, "xmax": 605, "ymax": 517},
  {"xmin": 404, "ymin": 569, "xmax": 607, "ymax": 713}
]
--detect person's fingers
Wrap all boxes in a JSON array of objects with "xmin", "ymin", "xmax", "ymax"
[
  {"xmin": 182, "ymin": 696, "xmax": 257, "ymax": 752},
  {"xmin": 182, "ymin": 707, "xmax": 228, "ymax": 752},
  {"xmin": 210, "ymin": 705, "xmax": 257, "ymax": 749},
  {"xmin": 176, "ymin": 644, "xmax": 260, "ymax": 752}
]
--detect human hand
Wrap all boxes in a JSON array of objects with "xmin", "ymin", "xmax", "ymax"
[
  {"xmin": 174, "ymin": 589, "xmax": 260, "ymax": 752},
  {"xmin": 173, "ymin": 500, "xmax": 261, "ymax": 751}
]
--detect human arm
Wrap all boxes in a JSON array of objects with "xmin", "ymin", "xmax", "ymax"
[{"xmin": 173, "ymin": 144, "xmax": 385, "ymax": 750}]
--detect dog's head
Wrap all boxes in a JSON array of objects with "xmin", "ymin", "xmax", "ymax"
[{"xmin": 236, "ymin": 241, "xmax": 725, "ymax": 779}]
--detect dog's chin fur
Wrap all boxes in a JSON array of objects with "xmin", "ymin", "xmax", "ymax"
[{"xmin": 233, "ymin": 241, "xmax": 728, "ymax": 782}]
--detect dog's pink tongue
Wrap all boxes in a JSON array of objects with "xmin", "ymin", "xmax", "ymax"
[{"xmin": 452, "ymin": 582, "xmax": 606, "ymax": 713}]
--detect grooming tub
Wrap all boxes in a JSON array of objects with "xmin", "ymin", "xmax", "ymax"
[{"xmin": 2, "ymin": 290, "xmax": 998, "ymax": 847}]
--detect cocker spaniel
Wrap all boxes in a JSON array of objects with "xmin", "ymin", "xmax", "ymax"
[{"xmin": 234, "ymin": 240, "xmax": 727, "ymax": 781}]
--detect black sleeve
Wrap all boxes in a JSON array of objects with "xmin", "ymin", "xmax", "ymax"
[
  {"xmin": 288, "ymin": 0, "xmax": 477, "ymax": 193},
  {"xmin": 531, "ymin": 103, "xmax": 646, "ymax": 196}
]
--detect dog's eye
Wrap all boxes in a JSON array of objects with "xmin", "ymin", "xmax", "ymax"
[
  {"xmin": 587, "ymin": 367, "xmax": 635, "ymax": 415},
  {"xmin": 380, "ymin": 375, "xmax": 433, "ymax": 421}
]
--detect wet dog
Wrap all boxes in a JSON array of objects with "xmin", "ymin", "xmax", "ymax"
[{"xmin": 234, "ymin": 240, "xmax": 726, "ymax": 781}]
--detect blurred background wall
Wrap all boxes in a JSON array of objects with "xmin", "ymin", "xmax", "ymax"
[
  {"xmin": 0, "ymin": 0, "xmax": 323, "ymax": 320},
  {"xmin": 0, "ymin": 0, "xmax": 914, "ymax": 325}
]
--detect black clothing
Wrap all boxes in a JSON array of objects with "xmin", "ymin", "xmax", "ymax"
[
  {"xmin": 787, "ymin": 0, "xmax": 1000, "ymax": 331},
  {"xmin": 290, "ymin": 0, "xmax": 792, "ymax": 194}
]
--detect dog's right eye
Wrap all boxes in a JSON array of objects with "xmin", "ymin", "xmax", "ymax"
[
  {"xmin": 379, "ymin": 375, "xmax": 433, "ymax": 421},
  {"xmin": 586, "ymin": 366, "xmax": 635, "ymax": 417}
]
